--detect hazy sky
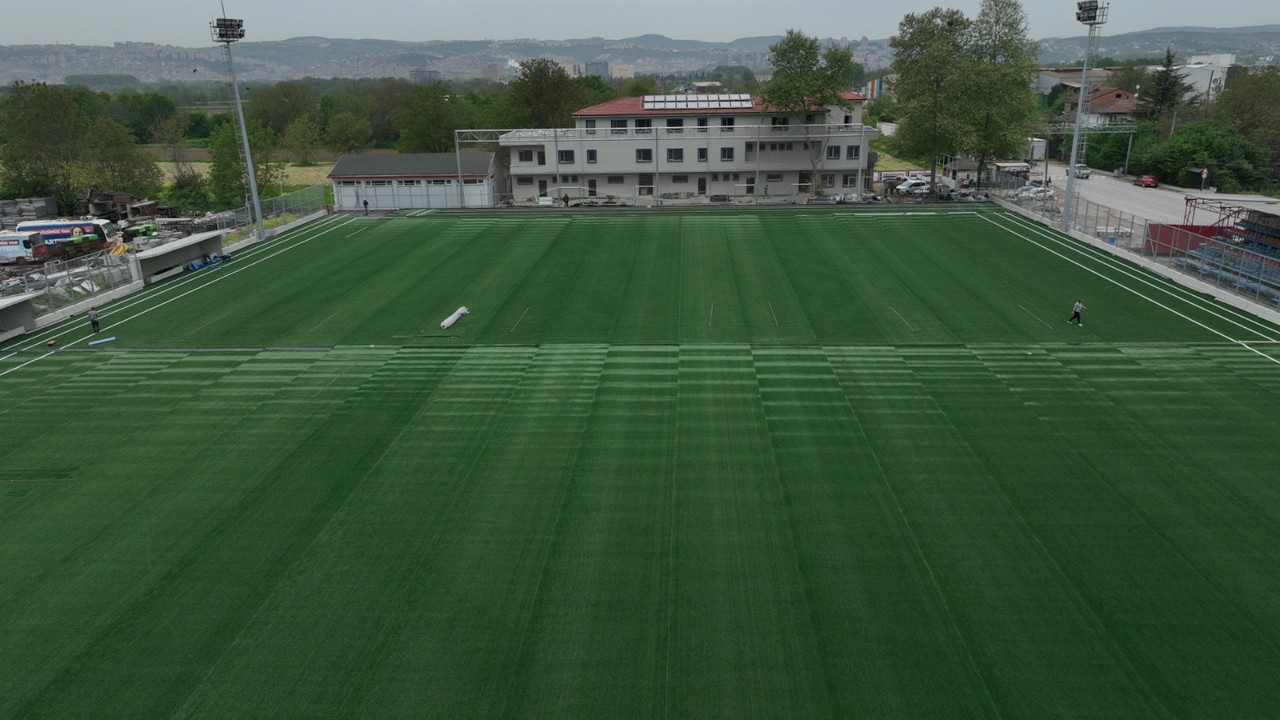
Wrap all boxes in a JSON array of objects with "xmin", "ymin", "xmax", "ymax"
[{"xmin": 2, "ymin": 0, "xmax": 1276, "ymax": 47}]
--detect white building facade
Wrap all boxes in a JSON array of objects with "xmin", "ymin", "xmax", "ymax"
[
  {"xmin": 327, "ymin": 152, "xmax": 499, "ymax": 211},
  {"xmin": 496, "ymin": 93, "xmax": 878, "ymax": 202}
]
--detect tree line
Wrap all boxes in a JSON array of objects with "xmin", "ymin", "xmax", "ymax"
[{"xmin": 1, "ymin": 0, "xmax": 1274, "ymax": 217}]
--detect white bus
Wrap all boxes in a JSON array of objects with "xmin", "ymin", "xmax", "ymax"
[{"xmin": 15, "ymin": 218, "xmax": 120, "ymax": 259}]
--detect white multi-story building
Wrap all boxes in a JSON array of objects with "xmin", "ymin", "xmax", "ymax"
[{"xmin": 496, "ymin": 92, "xmax": 878, "ymax": 202}]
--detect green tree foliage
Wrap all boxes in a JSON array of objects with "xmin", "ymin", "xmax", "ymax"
[
  {"xmin": 1213, "ymin": 66, "xmax": 1280, "ymax": 162},
  {"xmin": 706, "ymin": 66, "xmax": 760, "ymax": 93},
  {"xmin": 283, "ymin": 116, "xmax": 322, "ymax": 164},
  {"xmin": 109, "ymin": 90, "xmax": 178, "ymax": 143},
  {"xmin": 247, "ymin": 80, "xmax": 317, "ymax": 137},
  {"xmin": 1136, "ymin": 47, "xmax": 1195, "ymax": 122},
  {"xmin": 325, "ymin": 111, "xmax": 371, "ymax": 153},
  {"xmin": 1132, "ymin": 120, "xmax": 1270, "ymax": 193},
  {"xmin": 507, "ymin": 58, "xmax": 584, "ymax": 128},
  {"xmin": 955, "ymin": 0, "xmax": 1041, "ymax": 177},
  {"xmin": 206, "ymin": 119, "xmax": 285, "ymax": 209},
  {"xmin": 368, "ymin": 79, "xmax": 413, "ymax": 144},
  {"xmin": 760, "ymin": 29, "xmax": 861, "ymax": 193},
  {"xmin": 618, "ymin": 77, "xmax": 657, "ymax": 97},
  {"xmin": 890, "ymin": 8, "xmax": 973, "ymax": 185},
  {"xmin": 0, "ymin": 82, "xmax": 160, "ymax": 213},
  {"xmin": 760, "ymin": 29, "xmax": 860, "ymax": 113},
  {"xmin": 574, "ymin": 75, "xmax": 618, "ymax": 109},
  {"xmin": 391, "ymin": 82, "xmax": 462, "ymax": 153}
]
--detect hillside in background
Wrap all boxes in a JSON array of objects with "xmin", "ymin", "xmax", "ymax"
[{"xmin": 0, "ymin": 26, "xmax": 1276, "ymax": 86}]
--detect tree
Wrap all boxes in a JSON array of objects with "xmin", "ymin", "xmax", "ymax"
[
  {"xmin": 325, "ymin": 111, "xmax": 371, "ymax": 154},
  {"xmin": 391, "ymin": 83, "xmax": 459, "ymax": 153},
  {"xmin": 247, "ymin": 80, "xmax": 317, "ymax": 137},
  {"xmin": 955, "ymin": 0, "xmax": 1041, "ymax": 184},
  {"xmin": 1213, "ymin": 66, "xmax": 1280, "ymax": 162},
  {"xmin": 110, "ymin": 90, "xmax": 178, "ymax": 144},
  {"xmin": 1136, "ymin": 47, "xmax": 1195, "ymax": 122},
  {"xmin": 760, "ymin": 30, "xmax": 861, "ymax": 193},
  {"xmin": 890, "ymin": 8, "xmax": 973, "ymax": 188},
  {"xmin": 0, "ymin": 81, "xmax": 159, "ymax": 213},
  {"xmin": 1133, "ymin": 120, "xmax": 1270, "ymax": 192},
  {"xmin": 283, "ymin": 115, "xmax": 322, "ymax": 164},
  {"xmin": 207, "ymin": 119, "xmax": 285, "ymax": 209},
  {"xmin": 507, "ymin": 58, "xmax": 584, "ymax": 128}
]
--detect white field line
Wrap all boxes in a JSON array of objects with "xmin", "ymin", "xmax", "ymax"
[
  {"xmin": 995, "ymin": 211, "xmax": 1280, "ymax": 341},
  {"xmin": 1018, "ymin": 303, "xmax": 1055, "ymax": 330},
  {"xmin": 0, "ymin": 215, "xmax": 360, "ymax": 378},
  {"xmin": 0, "ymin": 213, "xmax": 352, "ymax": 357},
  {"xmin": 979, "ymin": 213, "xmax": 1280, "ymax": 366},
  {"xmin": 889, "ymin": 305, "xmax": 916, "ymax": 332}
]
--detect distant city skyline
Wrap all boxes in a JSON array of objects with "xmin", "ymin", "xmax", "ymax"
[{"xmin": 2, "ymin": 0, "xmax": 1276, "ymax": 48}]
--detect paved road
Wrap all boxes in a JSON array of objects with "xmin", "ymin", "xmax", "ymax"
[{"xmin": 1045, "ymin": 160, "xmax": 1201, "ymax": 224}]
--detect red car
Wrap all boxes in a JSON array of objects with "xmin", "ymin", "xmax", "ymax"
[{"xmin": 1133, "ymin": 174, "xmax": 1159, "ymax": 188}]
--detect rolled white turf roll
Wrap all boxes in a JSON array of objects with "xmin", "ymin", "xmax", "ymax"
[{"xmin": 440, "ymin": 306, "xmax": 469, "ymax": 329}]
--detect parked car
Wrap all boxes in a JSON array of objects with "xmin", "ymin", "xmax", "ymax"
[
  {"xmin": 893, "ymin": 178, "xmax": 930, "ymax": 195},
  {"xmin": 1072, "ymin": 163, "xmax": 1091, "ymax": 178},
  {"xmin": 1133, "ymin": 174, "xmax": 1159, "ymax": 188}
]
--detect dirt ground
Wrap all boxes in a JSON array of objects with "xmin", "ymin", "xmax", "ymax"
[{"xmin": 155, "ymin": 161, "xmax": 335, "ymax": 186}]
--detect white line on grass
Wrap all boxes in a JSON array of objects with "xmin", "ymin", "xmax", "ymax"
[
  {"xmin": 708, "ymin": 302, "xmax": 715, "ymax": 327},
  {"xmin": 510, "ymin": 306, "xmax": 530, "ymax": 333},
  {"xmin": 1018, "ymin": 303, "xmax": 1055, "ymax": 330},
  {"xmin": 980, "ymin": 213, "xmax": 1280, "ymax": 366},
  {"xmin": 0, "ymin": 215, "xmax": 360, "ymax": 378},
  {"xmin": 996, "ymin": 211, "xmax": 1280, "ymax": 341},
  {"xmin": 0, "ymin": 214, "xmax": 353, "ymax": 358},
  {"xmin": 768, "ymin": 301, "xmax": 779, "ymax": 327},
  {"xmin": 889, "ymin": 305, "xmax": 916, "ymax": 331}
]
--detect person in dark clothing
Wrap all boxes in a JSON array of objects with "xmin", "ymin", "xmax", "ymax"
[
  {"xmin": 363, "ymin": 199, "xmax": 370, "ymax": 215},
  {"xmin": 88, "ymin": 307, "xmax": 100, "ymax": 333}
]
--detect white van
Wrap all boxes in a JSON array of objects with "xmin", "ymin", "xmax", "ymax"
[{"xmin": 1072, "ymin": 164, "xmax": 1091, "ymax": 179}]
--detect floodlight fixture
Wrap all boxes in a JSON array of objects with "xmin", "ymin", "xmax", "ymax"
[
  {"xmin": 211, "ymin": 14, "xmax": 266, "ymax": 245},
  {"xmin": 1075, "ymin": 0, "xmax": 1108, "ymax": 26},
  {"xmin": 1062, "ymin": 0, "xmax": 1109, "ymax": 231}
]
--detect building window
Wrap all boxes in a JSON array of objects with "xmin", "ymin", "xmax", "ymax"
[
  {"xmin": 826, "ymin": 145, "xmax": 841, "ymax": 160},
  {"xmin": 635, "ymin": 118, "xmax": 652, "ymax": 134},
  {"xmin": 667, "ymin": 148, "xmax": 684, "ymax": 162},
  {"xmin": 666, "ymin": 118, "xmax": 683, "ymax": 133},
  {"xmin": 607, "ymin": 175, "xmax": 625, "ymax": 184},
  {"xmin": 368, "ymin": 180, "xmax": 391, "ymax": 186},
  {"xmin": 611, "ymin": 119, "xmax": 627, "ymax": 134},
  {"xmin": 517, "ymin": 177, "xmax": 533, "ymax": 185},
  {"xmin": 397, "ymin": 180, "xmax": 420, "ymax": 186},
  {"xmin": 842, "ymin": 174, "xmax": 858, "ymax": 188},
  {"xmin": 711, "ymin": 174, "xmax": 719, "ymax": 181},
  {"xmin": 697, "ymin": 117, "xmax": 709, "ymax": 132},
  {"xmin": 697, "ymin": 148, "xmax": 708, "ymax": 162},
  {"xmin": 558, "ymin": 150, "xmax": 574, "ymax": 164},
  {"xmin": 720, "ymin": 147, "xmax": 734, "ymax": 161},
  {"xmin": 822, "ymin": 174, "xmax": 835, "ymax": 188},
  {"xmin": 846, "ymin": 145, "xmax": 861, "ymax": 160},
  {"xmin": 587, "ymin": 149, "xmax": 597, "ymax": 164},
  {"xmin": 766, "ymin": 173, "xmax": 783, "ymax": 182},
  {"xmin": 672, "ymin": 175, "xmax": 689, "ymax": 183},
  {"xmin": 636, "ymin": 148, "xmax": 653, "ymax": 163},
  {"xmin": 585, "ymin": 119, "xmax": 597, "ymax": 134},
  {"xmin": 518, "ymin": 150, "xmax": 533, "ymax": 163},
  {"xmin": 771, "ymin": 116, "xmax": 790, "ymax": 130},
  {"xmin": 720, "ymin": 117, "xmax": 735, "ymax": 131},
  {"xmin": 537, "ymin": 151, "xmax": 546, "ymax": 165}
]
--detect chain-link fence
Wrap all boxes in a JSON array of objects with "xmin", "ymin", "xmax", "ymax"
[{"xmin": 183, "ymin": 185, "xmax": 328, "ymax": 245}]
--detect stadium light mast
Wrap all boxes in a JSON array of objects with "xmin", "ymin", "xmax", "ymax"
[
  {"xmin": 1061, "ymin": 0, "xmax": 1108, "ymax": 232},
  {"xmin": 211, "ymin": 15, "xmax": 267, "ymax": 245}
]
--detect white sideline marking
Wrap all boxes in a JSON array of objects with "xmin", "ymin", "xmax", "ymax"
[
  {"xmin": 889, "ymin": 305, "xmax": 915, "ymax": 332},
  {"xmin": 980, "ymin": 213, "xmax": 1280, "ymax": 367},
  {"xmin": 0, "ymin": 215, "xmax": 360, "ymax": 379},
  {"xmin": 1019, "ymin": 304, "xmax": 1055, "ymax": 330},
  {"xmin": 997, "ymin": 211, "xmax": 1279, "ymax": 340}
]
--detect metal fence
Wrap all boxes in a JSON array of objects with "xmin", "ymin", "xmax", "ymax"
[
  {"xmin": 3, "ymin": 249, "xmax": 138, "ymax": 315},
  {"xmin": 192, "ymin": 185, "xmax": 328, "ymax": 244},
  {"xmin": 993, "ymin": 170, "xmax": 1279, "ymax": 312}
]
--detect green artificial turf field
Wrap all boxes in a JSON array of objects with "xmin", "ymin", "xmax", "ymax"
[{"xmin": 3, "ymin": 207, "xmax": 1280, "ymax": 717}]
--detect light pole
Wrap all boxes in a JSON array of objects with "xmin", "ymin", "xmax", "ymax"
[
  {"xmin": 211, "ymin": 16, "xmax": 267, "ymax": 245},
  {"xmin": 1062, "ymin": 0, "xmax": 1108, "ymax": 232}
]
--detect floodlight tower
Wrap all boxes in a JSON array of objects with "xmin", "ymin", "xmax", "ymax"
[
  {"xmin": 1062, "ymin": 0, "xmax": 1108, "ymax": 232},
  {"xmin": 211, "ymin": 15, "xmax": 267, "ymax": 244}
]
